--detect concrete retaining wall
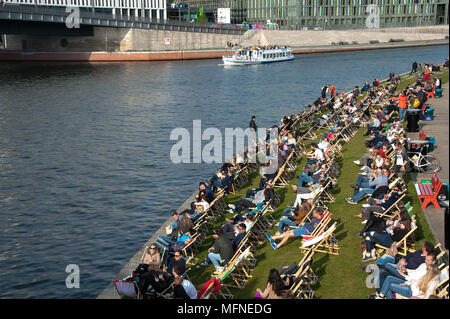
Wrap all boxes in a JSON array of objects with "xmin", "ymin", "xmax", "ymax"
[
  {"xmin": 2, "ymin": 26, "xmax": 242, "ymax": 52},
  {"xmin": 240, "ymin": 26, "xmax": 449, "ymax": 47}
]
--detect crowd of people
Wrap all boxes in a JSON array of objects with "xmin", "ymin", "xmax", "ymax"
[
  {"xmin": 342, "ymin": 60, "xmax": 448, "ymax": 299},
  {"xmin": 118, "ymin": 59, "xmax": 447, "ymax": 300}
]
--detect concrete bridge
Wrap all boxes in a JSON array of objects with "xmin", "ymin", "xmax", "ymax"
[{"xmin": 0, "ymin": 3, "xmax": 246, "ymax": 35}]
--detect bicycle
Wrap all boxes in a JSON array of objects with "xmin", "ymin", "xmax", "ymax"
[{"xmin": 407, "ymin": 144, "xmax": 440, "ymax": 173}]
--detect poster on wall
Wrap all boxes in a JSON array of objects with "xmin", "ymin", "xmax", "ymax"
[
  {"xmin": 164, "ymin": 37, "xmax": 171, "ymax": 46},
  {"xmin": 217, "ymin": 8, "xmax": 231, "ymax": 24}
]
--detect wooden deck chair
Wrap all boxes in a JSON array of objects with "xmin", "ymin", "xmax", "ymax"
[
  {"xmin": 288, "ymin": 248, "xmax": 316, "ymax": 298},
  {"xmin": 198, "ymin": 277, "xmax": 221, "ymax": 299},
  {"xmin": 434, "ymin": 265, "xmax": 449, "ymax": 299},
  {"xmin": 181, "ymin": 232, "xmax": 200, "ymax": 265},
  {"xmin": 372, "ymin": 192, "xmax": 407, "ymax": 219},
  {"xmin": 225, "ymin": 247, "xmax": 256, "ymax": 289},
  {"xmin": 154, "ymin": 267, "xmax": 193, "ymax": 299},
  {"xmin": 300, "ymin": 222, "xmax": 340, "ymax": 256},
  {"xmin": 272, "ymin": 163, "xmax": 290, "ymax": 188},
  {"xmin": 375, "ymin": 217, "xmax": 418, "ymax": 256},
  {"xmin": 113, "ymin": 279, "xmax": 142, "ymax": 299}
]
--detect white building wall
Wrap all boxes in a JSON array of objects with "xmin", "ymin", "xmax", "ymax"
[{"xmin": 3, "ymin": 0, "xmax": 165, "ymax": 9}]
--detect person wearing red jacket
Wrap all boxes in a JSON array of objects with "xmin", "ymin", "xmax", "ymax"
[{"xmin": 390, "ymin": 90, "xmax": 408, "ymax": 121}]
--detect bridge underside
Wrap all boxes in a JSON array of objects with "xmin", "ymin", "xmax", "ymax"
[{"xmin": 0, "ymin": 20, "xmax": 94, "ymax": 36}]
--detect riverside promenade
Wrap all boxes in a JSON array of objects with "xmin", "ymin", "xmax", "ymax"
[{"xmin": 408, "ymin": 82, "xmax": 449, "ymax": 253}]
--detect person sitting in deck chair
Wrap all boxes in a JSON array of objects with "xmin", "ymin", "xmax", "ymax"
[
  {"xmin": 346, "ymin": 168, "xmax": 388, "ymax": 204},
  {"xmin": 291, "ymin": 180, "xmax": 327, "ymax": 208},
  {"xmin": 166, "ymin": 250, "xmax": 186, "ymax": 276},
  {"xmin": 228, "ymin": 183, "xmax": 274, "ymax": 215},
  {"xmin": 361, "ymin": 208, "xmax": 412, "ymax": 262},
  {"xmin": 354, "ymin": 187, "xmax": 402, "ymax": 221},
  {"xmin": 133, "ymin": 243, "xmax": 162, "ymax": 277},
  {"xmin": 255, "ymin": 269, "xmax": 291, "ymax": 299},
  {"xmin": 172, "ymin": 264, "xmax": 197, "ymax": 299},
  {"xmin": 265, "ymin": 208, "xmax": 323, "ymax": 250},
  {"xmin": 361, "ymin": 241, "xmax": 436, "ymax": 290},
  {"xmin": 199, "ymin": 227, "xmax": 234, "ymax": 268},
  {"xmin": 231, "ymin": 223, "xmax": 247, "ymax": 252},
  {"xmin": 276, "ymin": 200, "xmax": 312, "ymax": 236},
  {"xmin": 155, "ymin": 214, "xmax": 194, "ymax": 250}
]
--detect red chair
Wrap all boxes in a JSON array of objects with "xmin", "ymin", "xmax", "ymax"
[
  {"xmin": 414, "ymin": 172, "xmax": 443, "ymax": 209},
  {"xmin": 426, "ymin": 86, "xmax": 436, "ymax": 99}
]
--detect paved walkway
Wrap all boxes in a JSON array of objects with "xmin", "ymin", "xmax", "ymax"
[{"xmin": 408, "ymin": 82, "xmax": 449, "ymax": 253}]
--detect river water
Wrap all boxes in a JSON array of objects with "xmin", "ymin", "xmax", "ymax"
[{"xmin": 0, "ymin": 44, "xmax": 448, "ymax": 298}]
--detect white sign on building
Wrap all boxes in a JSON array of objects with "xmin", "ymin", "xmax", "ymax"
[{"xmin": 217, "ymin": 8, "xmax": 231, "ymax": 24}]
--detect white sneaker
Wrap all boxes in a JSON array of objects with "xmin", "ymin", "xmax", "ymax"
[
  {"xmin": 226, "ymin": 209, "xmax": 234, "ymax": 214},
  {"xmin": 275, "ymin": 222, "xmax": 279, "ymax": 226},
  {"xmin": 362, "ymin": 204, "xmax": 370, "ymax": 208},
  {"xmin": 361, "ymin": 166, "xmax": 369, "ymax": 171},
  {"xmin": 359, "ymin": 173, "xmax": 368, "ymax": 176},
  {"xmin": 228, "ymin": 204, "xmax": 235, "ymax": 209},
  {"xmin": 361, "ymin": 220, "xmax": 367, "ymax": 224},
  {"xmin": 353, "ymin": 160, "xmax": 360, "ymax": 165}
]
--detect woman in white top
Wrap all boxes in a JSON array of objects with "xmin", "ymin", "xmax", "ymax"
[
  {"xmin": 408, "ymin": 264, "xmax": 441, "ymax": 299},
  {"xmin": 379, "ymin": 264, "xmax": 441, "ymax": 299}
]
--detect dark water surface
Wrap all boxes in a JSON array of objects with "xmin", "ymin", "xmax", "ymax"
[{"xmin": 0, "ymin": 45, "xmax": 448, "ymax": 298}]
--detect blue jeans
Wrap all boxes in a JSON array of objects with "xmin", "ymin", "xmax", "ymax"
[
  {"xmin": 155, "ymin": 235, "xmax": 174, "ymax": 249},
  {"xmin": 355, "ymin": 175, "xmax": 371, "ymax": 189},
  {"xmin": 399, "ymin": 108, "xmax": 406, "ymax": 121},
  {"xmin": 277, "ymin": 217, "xmax": 297, "ymax": 233},
  {"xmin": 377, "ymin": 263, "xmax": 405, "ymax": 292},
  {"xmin": 380, "ymin": 275, "xmax": 409, "ymax": 299},
  {"xmin": 208, "ymin": 252, "xmax": 223, "ymax": 267},
  {"xmin": 364, "ymin": 232, "xmax": 393, "ymax": 253},
  {"xmin": 283, "ymin": 208, "xmax": 293, "ymax": 217},
  {"xmin": 293, "ymin": 226, "xmax": 310, "ymax": 237},
  {"xmin": 298, "ymin": 172, "xmax": 314, "ymax": 188},
  {"xmin": 210, "ymin": 175, "xmax": 223, "ymax": 189},
  {"xmin": 375, "ymin": 255, "xmax": 395, "ymax": 267},
  {"xmin": 352, "ymin": 188, "xmax": 375, "ymax": 203}
]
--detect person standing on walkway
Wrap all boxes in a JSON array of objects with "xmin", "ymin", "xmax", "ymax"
[
  {"xmin": 411, "ymin": 61, "xmax": 418, "ymax": 74},
  {"xmin": 390, "ymin": 90, "xmax": 408, "ymax": 121},
  {"xmin": 321, "ymin": 84, "xmax": 329, "ymax": 99},
  {"xmin": 249, "ymin": 116, "xmax": 257, "ymax": 131}
]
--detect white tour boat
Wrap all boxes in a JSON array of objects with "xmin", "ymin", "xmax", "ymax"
[{"xmin": 222, "ymin": 46, "xmax": 294, "ymax": 65}]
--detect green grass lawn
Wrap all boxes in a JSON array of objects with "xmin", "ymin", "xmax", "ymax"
[{"xmin": 187, "ymin": 68, "xmax": 449, "ymax": 299}]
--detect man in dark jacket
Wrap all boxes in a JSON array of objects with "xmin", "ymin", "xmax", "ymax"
[
  {"xmin": 249, "ymin": 116, "xmax": 257, "ymax": 131},
  {"xmin": 232, "ymin": 223, "xmax": 247, "ymax": 251},
  {"xmin": 202, "ymin": 228, "xmax": 234, "ymax": 267},
  {"xmin": 411, "ymin": 61, "xmax": 418, "ymax": 74}
]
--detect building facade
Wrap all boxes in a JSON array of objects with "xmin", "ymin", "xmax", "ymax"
[
  {"xmin": 3, "ymin": 0, "xmax": 167, "ymax": 19},
  {"xmin": 221, "ymin": 0, "xmax": 449, "ymax": 29}
]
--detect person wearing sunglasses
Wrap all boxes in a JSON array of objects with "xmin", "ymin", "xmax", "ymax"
[
  {"xmin": 133, "ymin": 244, "xmax": 161, "ymax": 277},
  {"xmin": 166, "ymin": 250, "xmax": 186, "ymax": 275}
]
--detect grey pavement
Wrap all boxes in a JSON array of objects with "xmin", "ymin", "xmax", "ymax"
[{"xmin": 408, "ymin": 81, "xmax": 449, "ymax": 254}]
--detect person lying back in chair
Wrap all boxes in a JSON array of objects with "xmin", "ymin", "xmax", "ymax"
[{"xmin": 265, "ymin": 208, "xmax": 323, "ymax": 250}]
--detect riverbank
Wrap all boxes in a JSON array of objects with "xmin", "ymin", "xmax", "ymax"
[
  {"xmin": 1, "ymin": 39, "xmax": 448, "ymax": 62},
  {"xmin": 98, "ymin": 65, "xmax": 448, "ymax": 299}
]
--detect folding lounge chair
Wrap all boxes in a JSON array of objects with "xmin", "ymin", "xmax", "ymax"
[
  {"xmin": 375, "ymin": 217, "xmax": 418, "ymax": 256},
  {"xmin": 113, "ymin": 279, "xmax": 142, "ymax": 299}
]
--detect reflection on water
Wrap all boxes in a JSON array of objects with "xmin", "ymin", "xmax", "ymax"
[{"xmin": 0, "ymin": 45, "xmax": 447, "ymax": 298}]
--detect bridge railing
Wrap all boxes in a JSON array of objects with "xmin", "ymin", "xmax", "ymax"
[{"xmin": 0, "ymin": 3, "xmax": 248, "ymax": 34}]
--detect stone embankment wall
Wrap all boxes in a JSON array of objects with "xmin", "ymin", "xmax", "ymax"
[
  {"xmin": 3, "ymin": 27, "xmax": 242, "ymax": 52},
  {"xmin": 3, "ymin": 25, "xmax": 448, "ymax": 53},
  {"xmin": 240, "ymin": 26, "xmax": 449, "ymax": 47}
]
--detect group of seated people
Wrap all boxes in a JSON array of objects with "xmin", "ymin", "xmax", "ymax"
[
  {"xmin": 262, "ymin": 84, "xmax": 375, "ymax": 253},
  {"xmin": 347, "ymin": 69, "xmax": 448, "ymax": 298},
  {"xmin": 361, "ymin": 240, "xmax": 444, "ymax": 299}
]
